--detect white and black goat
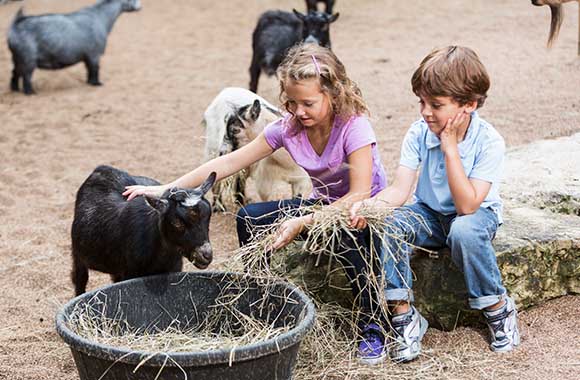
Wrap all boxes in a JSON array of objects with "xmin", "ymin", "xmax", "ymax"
[
  {"xmin": 70, "ymin": 165, "xmax": 215, "ymax": 296},
  {"xmin": 202, "ymin": 87, "xmax": 311, "ymax": 211}
]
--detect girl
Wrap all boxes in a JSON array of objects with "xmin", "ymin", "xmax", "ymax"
[{"xmin": 123, "ymin": 43, "xmax": 388, "ymax": 363}]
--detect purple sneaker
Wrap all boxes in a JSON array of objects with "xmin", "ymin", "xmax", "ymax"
[{"xmin": 357, "ymin": 323, "xmax": 387, "ymax": 365}]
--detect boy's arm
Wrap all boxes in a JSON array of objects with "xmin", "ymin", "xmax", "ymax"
[
  {"xmin": 445, "ymin": 149, "xmax": 492, "ymax": 215},
  {"xmin": 349, "ymin": 165, "xmax": 417, "ymax": 229},
  {"xmin": 442, "ymin": 112, "xmax": 503, "ymax": 215},
  {"xmin": 372, "ymin": 165, "xmax": 417, "ymax": 208}
]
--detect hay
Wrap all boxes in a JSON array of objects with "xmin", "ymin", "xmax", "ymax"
[
  {"xmin": 66, "ymin": 287, "xmax": 290, "ymax": 355},
  {"xmin": 224, "ymin": 202, "xmax": 504, "ymax": 379},
  {"xmin": 212, "ymin": 169, "xmax": 247, "ymax": 212}
]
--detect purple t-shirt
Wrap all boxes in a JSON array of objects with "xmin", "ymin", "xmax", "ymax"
[{"xmin": 264, "ymin": 114, "xmax": 387, "ymax": 201}]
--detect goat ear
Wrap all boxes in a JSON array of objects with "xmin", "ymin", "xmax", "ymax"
[
  {"xmin": 328, "ymin": 12, "xmax": 339, "ymax": 23},
  {"xmin": 144, "ymin": 195, "xmax": 168, "ymax": 214},
  {"xmin": 249, "ymin": 99, "xmax": 261, "ymax": 121},
  {"xmin": 293, "ymin": 9, "xmax": 306, "ymax": 20},
  {"xmin": 199, "ymin": 172, "xmax": 217, "ymax": 195}
]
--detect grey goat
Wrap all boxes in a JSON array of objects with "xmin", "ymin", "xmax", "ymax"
[{"xmin": 8, "ymin": 0, "xmax": 141, "ymax": 94}]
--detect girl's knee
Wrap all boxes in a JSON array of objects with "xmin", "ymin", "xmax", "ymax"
[{"xmin": 236, "ymin": 203, "xmax": 263, "ymax": 221}]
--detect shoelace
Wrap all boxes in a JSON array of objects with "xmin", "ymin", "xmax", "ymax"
[
  {"xmin": 364, "ymin": 332, "xmax": 381, "ymax": 344},
  {"xmin": 486, "ymin": 309, "xmax": 513, "ymax": 334},
  {"xmin": 362, "ymin": 324, "xmax": 384, "ymax": 341},
  {"xmin": 391, "ymin": 314, "xmax": 413, "ymax": 337}
]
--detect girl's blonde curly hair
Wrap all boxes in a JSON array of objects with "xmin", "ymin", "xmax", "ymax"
[{"xmin": 277, "ymin": 43, "xmax": 368, "ymax": 133}]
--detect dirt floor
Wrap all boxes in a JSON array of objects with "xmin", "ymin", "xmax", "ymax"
[{"xmin": 0, "ymin": 0, "xmax": 579, "ymax": 379}]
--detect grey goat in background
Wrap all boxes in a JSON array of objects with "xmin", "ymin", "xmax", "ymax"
[{"xmin": 8, "ymin": 0, "xmax": 141, "ymax": 94}]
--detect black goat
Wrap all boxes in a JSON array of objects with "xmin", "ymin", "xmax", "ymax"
[
  {"xmin": 8, "ymin": 0, "xmax": 141, "ymax": 95},
  {"xmin": 306, "ymin": 0, "xmax": 335, "ymax": 14},
  {"xmin": 249, "ymin": 9, "xmax": 339, "ymax": 93},
  {"xmin": 71, "ymin": 165, "xmax": 216, "ymax": 296}
]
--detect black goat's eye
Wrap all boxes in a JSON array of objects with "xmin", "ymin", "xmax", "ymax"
[
  {"xmin": 173, "ymin": 219, "xmax": 185, "ymax": 231},
  {"xmin": 188, "ymin": 209, "xmax": 199, "ymax": 219}
]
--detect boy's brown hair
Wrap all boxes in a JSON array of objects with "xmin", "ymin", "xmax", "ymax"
[{"xmin": 411, "ymin": 46, "xmax": 490, "ymax": 109}]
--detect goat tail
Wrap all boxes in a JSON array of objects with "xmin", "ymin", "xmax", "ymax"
[{"xmin": 547, "ymin": 4, "xmax": 564, "ymax": 48}]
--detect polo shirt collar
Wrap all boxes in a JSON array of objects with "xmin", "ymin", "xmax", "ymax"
[{"xmin": 425, "ymin": 111, "xmax": 480, "ymax": 157}]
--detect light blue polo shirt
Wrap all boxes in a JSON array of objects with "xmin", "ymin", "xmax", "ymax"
[{"xmin": 399, "ymin": 111, "xmax": 505, "ymax": 223}]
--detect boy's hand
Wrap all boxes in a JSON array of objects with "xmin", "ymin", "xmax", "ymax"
[
  {"xmin": 349, "ymin": 199, "xmax": 370, "ymax": 229},
  {"xmin": 440, "ymin": 112, "xmax": 467, "ymax": 154}
]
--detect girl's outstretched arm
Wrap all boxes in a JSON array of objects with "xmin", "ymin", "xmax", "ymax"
[{"xmin": 123, "ymin": 133, "xmax": 274, "ymax": 201}]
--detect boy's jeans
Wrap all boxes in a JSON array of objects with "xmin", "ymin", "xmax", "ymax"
[{"xmin": 383, "ymin": 202, "xmax": 506, "ymax": 310}]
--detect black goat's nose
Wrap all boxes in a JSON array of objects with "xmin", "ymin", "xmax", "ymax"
[
  {"xmin": 197, "ymin": 242, "xmax": 213, "ymax": 261},
  {"xmin": 202, "ymin": 249, "xmax": 212, "ymax": 261}
]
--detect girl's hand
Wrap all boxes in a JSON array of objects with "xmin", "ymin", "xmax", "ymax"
[
  {"xmin": 440, "ymin": 112, "xmax": 467, "ymax": 154},
  {"xmin": 123, "ymin": 184, "xmax": 168, "ymax": 201},
  {"xmin": 271, "ymin": 216, "xmax": 309, "ymax": 250}
]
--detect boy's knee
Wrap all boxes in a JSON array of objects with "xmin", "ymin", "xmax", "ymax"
[
  {"xmin": 448, "ymin": 214, "xmax": 480, "ymax": 242},
  {"xmin": 384, "ymin": 215, "xmax": 412, "ymax": 238}
]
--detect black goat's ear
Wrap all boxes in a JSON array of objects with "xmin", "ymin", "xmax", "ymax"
[
  {"xmin": 249, "ymin": 100, "xmax": 261, "ymax": 121},
  {"xmin": 199, "ymin": 172, "xmax": 217, "ymax": 195},
  {"xmin": 293, "ymin": 9, "xmax": 306, "ymax": 20},
  {"xmin": 144, "ymin": 195, "xmax": 168, "ymax": 214},
  {"xmin": 328, "ymin": 12, "xmax": 339, "ymax": 23}
]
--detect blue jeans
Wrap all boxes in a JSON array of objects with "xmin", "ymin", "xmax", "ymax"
[
  {"xmin": 237, "ymin": 198, "xmax": 385, "ymax": 325},
  {"xmin": 383, "ymin": 202, "xmax": 506, "ymax": 310}
]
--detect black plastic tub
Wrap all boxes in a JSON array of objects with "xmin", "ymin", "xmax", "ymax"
[{"xmin": 56, "ymin": 271, "xmax": 316, "ymax": 380}]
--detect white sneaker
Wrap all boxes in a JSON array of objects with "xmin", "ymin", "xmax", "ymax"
[
  {"xmin": 389, "ymin": 306, "xmax": 428, "ymax": 363},
  {"xmin": 483, "ymin": 296, "xmax": 520, "ymax": 352}
]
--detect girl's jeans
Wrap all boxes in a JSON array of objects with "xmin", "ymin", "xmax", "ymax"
[
  {"xmin": 237, "ymin": 198, "xmax": 384, "ymax": 326},
  {"xmin": 383, "ymin": 202, "xmax": 506, "ymax": 310}
]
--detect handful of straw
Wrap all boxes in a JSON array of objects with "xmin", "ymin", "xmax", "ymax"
[{"xmin": 229, "ymin": 200, "xmax": 428, "ymax": 279}]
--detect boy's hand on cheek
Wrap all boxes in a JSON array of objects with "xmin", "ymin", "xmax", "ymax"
[{"xmin": 440, "ymin": 112, "xmax": 466, "ymax": 154}]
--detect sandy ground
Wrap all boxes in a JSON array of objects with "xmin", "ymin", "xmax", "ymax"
[{"xmin": 0, "ymin": 0, "xmax": 579, "ymax": 379}]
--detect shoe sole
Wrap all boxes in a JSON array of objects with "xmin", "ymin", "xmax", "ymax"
[
  {"xmin": 357, "ymin": 352, "xmax": 387, "ymax": 365},
  {"xmin": 390, "ymin": 315, "xmax": 429, "ymax": 363}
]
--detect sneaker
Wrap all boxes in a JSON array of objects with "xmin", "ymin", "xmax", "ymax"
[
  {"xmin": 389, "ymin": 306, "xmax": 428, "ymax": 363},
  {"xmin": 357, "ymin": 323, "xmax": 387, "ymax": 365},
  {"xmin": 483, "ymin": 296, "xmax": 520, "ymax": 352}
]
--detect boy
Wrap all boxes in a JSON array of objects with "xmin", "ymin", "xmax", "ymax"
[{"xmin": 351, "ymin": 46, "xmax": 520, "ymax": 364}]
